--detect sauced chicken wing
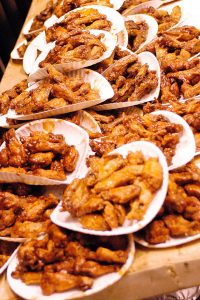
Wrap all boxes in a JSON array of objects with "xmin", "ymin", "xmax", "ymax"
[
  {"xmin": 92, "ymin": 46, "xmax": 131, "ymax": 74},
  {"xmin": 63, "ymin": 151, "xmax": 163, "ymax": 230},
  {"xmin": 125, "ymin": 20, "xmax": 148, "ymax": 52},
  {"xmin": 46, "ymin": 8, "xmax": 111, "ymax": 43},
  {"xmin": 139, "ymin": 26, "xmax": 200, "ymax": 102},
  {"xmin": 40, "ymin": 30, "xmax": 106, "ymax": 67},
  {"xmin": 90, "ymin": 113, "xmax": 183, "ymax": 165},
  {"xmin": 12, "ymin": 224, "xmax": 128, "ymax": 295},
  {"xmin": 0, "ymin": 80, "xmax": 28, "ymax": 114},
  {"xmin": 142, "ymin": 159, "xmax": 200, "ymax": 244},
  {"xmin": 1, "ymin": 66, "xmax": 100, "ymax": 115},
  {"xmin": 0, "ymin": 128, "xmax": 27, "ymax": 167},
  {"xmin": 143, "ymin": 99, "xmax": 200, "ymax": 151},
  {"xmin": 0, "ymin": 129, "xmax": 79, "ymax": 181},
  {"xmin": 29, "ymin": 0, "xmax": 54, "ymax": 32},
  {"xmin": 0, "ymin": 184, "xmax": 58, "ymax": 238},
  {"xmin": 139, "ymin": 6, "xmax": 181, "ymax": 33},
  {"xmin": 103, "ymin": 55, "xmax": 158, "ymax": 103}
]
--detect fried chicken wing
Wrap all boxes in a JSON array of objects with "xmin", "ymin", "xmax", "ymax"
[
  {"xmin": 2, "ymin": 66, "xmax": 100, "ymax": 115},
  {"xmin": 100, "ymin": 184, "xmax": 141, "ymax": 204},
  {"xmin": 40, "ymin": 31, "xmax": 106, "ymax": 67},
  {"xmin": 142, "ymin": 159, "xmax": 200, "ymax": 244},
  {"xmin": 13, "ymin": 224, "xmax": 128, "ymax": 295},
  {"xmin": 63, "ymin": 146, "xmax": 79, "ymax": 172},
  {"xmin": 63, "ymin": 152, "xmax": 163, "ymax": 230},
  {"xmin": 163, "ymin": 215, "xmax": 200, "ymax": 237},
  {"xmin": 0, "ymin": 129, "xmax": 78, "ymax": 181},
  {"xmin": 41, "ymin": 272, "xmax": 93, "ymax": 295},
  {"xmin": 125, "ymin": 20, "xmax": 148, "ymax": 52},
  {"xmin": 144, "ymin": 220, "xmax": 170, "ymax": 244},
  {"xmin": 80, "ymin": 214, "xmax": 110, "ymax": 231}
]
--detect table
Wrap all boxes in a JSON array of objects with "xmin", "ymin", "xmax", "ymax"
[{"xmin": 0, "ymin": 0, "xmax": 200, "ymax": 299}]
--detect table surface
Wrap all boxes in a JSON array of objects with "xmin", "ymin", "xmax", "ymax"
[{"xmin": 0, "ymin": 0, "xmax": 200, "ymax": 299}]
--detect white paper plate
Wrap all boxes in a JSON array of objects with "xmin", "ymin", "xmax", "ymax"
[
  {"xmin": 23, "ymin": 14, "xmax": 57, "ymax": 36},
  {"xmin": 79, "ymin": 110, "xmax": 102, "ymax": 133},
  {"xmin": 11, "ymin": 40, "xmax": 28, "ymax": 60},
  {"xmin": 0, "ymin": 246, "xmax": 19, "ymax": 275},
  {"xmin": 123, "ymin": 0, "xmax": 186, "ymax": 31},
  {"xmin": 110, "ymin": 0, "xmax": 125, "ymax": 10},
  {"xmin": 7, "ymin": 234, "xmax": 135, "ymax": 300},
  {"xmin": 6, "ymin": 69, "xmax": 114, "ymax": 121},
  {"xmin": 0, "ymin": 116, "xmax": 26, "ymax": 129},
  {"xmin": 44, "ymin": 14, "xmax": 59, "ymax": 28},
  {"xmin": 0, "ymin": 119, "xmax": 89, "ymax": 185},
  {"xmin": 57, "ymin": 5, "xmax": 125, "ymax": 35},
  {"xmin": 134, "ymin": 232, "xmax": 200, "ymax": 248},
  {"xmin": 151, "ymin": 111, "xmax": 196, "ymax": 170},
  {"xmin": 117, "ymin": 27, "xmax": 129, "ymax": 47},
  {"xmin": 51, "ymin": 141, "xmax": 168, "ymax": 236},
  {"xmin": 23, "ymin": 32, "xmax": 51, "ymax": 75},
  {"xmin": 125, "ymin": 14, "xmax": 158, "ymax": 51},
  {"xmin": 23, "ymin": 18, "xmax": 35, "ymax": 35},
  {"xmin": 30, "ymin": 29, "xmax": 117, "ymax": 75},
  {"xmin": 122, "ymin": 0, "xmax": 179, "ymax": 16},
  {"xmin": 95, "ymin": 51, "xmax": 160, "ymax": 110},
  {"xmin": 0, "ymin": 237, "xmax": 25, "ymax": 243}
]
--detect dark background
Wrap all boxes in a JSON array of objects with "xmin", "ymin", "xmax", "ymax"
[{"xmin": 0, "ymin": 0, "xmax": 32, "ymax": 79}]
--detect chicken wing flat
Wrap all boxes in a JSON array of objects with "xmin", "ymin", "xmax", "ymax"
[
  {"xmin": 90, "ymin": 113, "xmax": 183, "ymax": 165},
  {"xmin": 103, "ymin": 55, "xmax": 158, "ymax": 103},
  {"xmin": 12, "ymin": 224, "xmax": 129, "ymax": 295},
  {"xmin": 0, "ymin": 129, "xmax": 79, "ymax": 181},
  {"xmin": 62, "ymin": 151, "xmax": 163, "ymax": 230},
  {"xmin": 119, "ymin": 0, "xmax": 149, "ymax": 14},
  {"xmin": 141, "ymin": 159, "xmax": 200, "ymax": 244},
  {"xmin": 0, "ymin": 184, "xmax": 58, "ymax": 238},
  {"xmin": 92, "ymin": 45, "xmax": 131, "ymax": 74},
  {"xmin": 144, "ymin": 220, "xmax": 170, "ymax": 244},
  {"xmin": 125, "ymin": 20, "xmax": 148, "ymax": 52},
  {"xmin": 40, "ymin": 30, "xmax": 106, "ymax": 68},
  {"xmin": 4, "ymin": 66, "xmax": 100, "ymax": 115}
]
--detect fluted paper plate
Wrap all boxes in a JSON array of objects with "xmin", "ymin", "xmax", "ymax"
[
  {"xmin": 7, "ymin": 234, "xmax": 135, "ymax": 300},
  {"xmin": 57, "ymin": 5, "xmax": 125, "ymax": 35},
  {"xmin": 117, "ymin": 27, "xmax": 129, "ymax": 47},
  {"xmin": 6, "ymin": 69, "xmax": 114, "ymax": 121},
  {"xmin": 11, "ymin": 40, "xmax": 28, "ymax": 60},
  {"xmin": 78, "ymin": 110, "xmax": 102, "ymax": 133},
  {"xmin": 151, "ymin": 111, "xmax": 196, "ymax": 170},
  {"xmin": 30, "ymin": 29, "xmax": 117, "ymax": 75},
  {"xmin": 123, "ymin": 0, "xmax": 186, "ymax": 31},
  {"xmin": 134, "ymin": 232, "xmax": 200, "ymax": 248},
  {"xmin": 122, "ymin": 0, "xmax": 178, "ymax": 16},
  {"xmin": 110, "ymin": 0, "xmax": 125, "ymax": 10},
  {"xmin": 0, "ymin": 119, "xmax": 89, "ymax": 185},
  {"xmin": 95, "ymin": 51, "xmax": 160, "ymax": 110},
  {"xmin": 23, "ymin": 32, "xmax": 50, "ymax": 74},
  {"xmin": 22, "ymin": 14, "xmax": 57, "ymax": 36},
  {"xmin": 51, "ymin": 141, "xmax": 168, "ymax": 236},
  {"xmin": 125, "ymin": 14, "xmax": 158, "ymax": 51}
]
